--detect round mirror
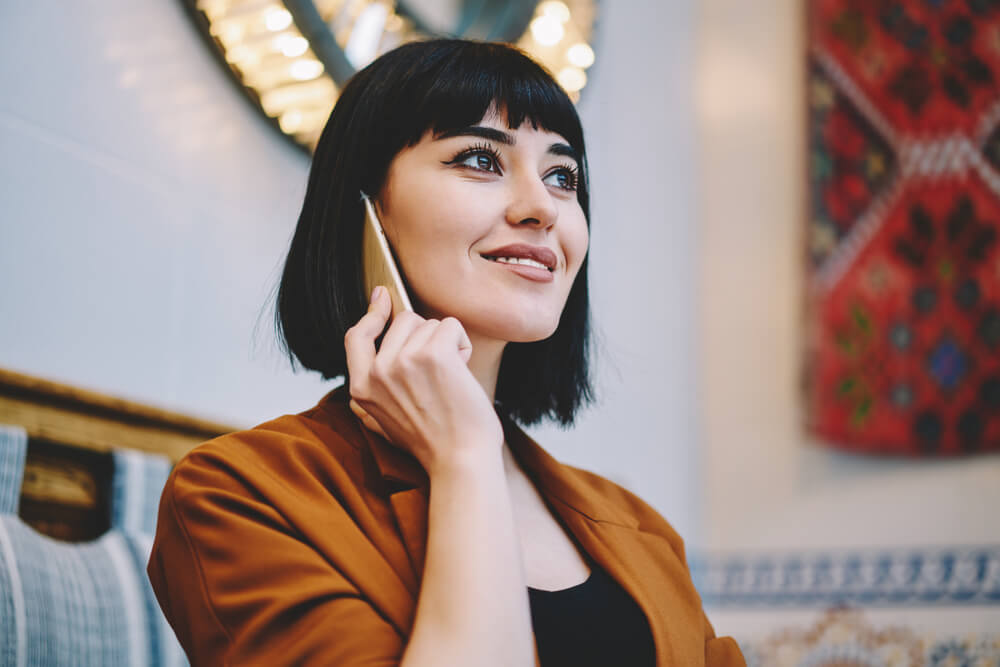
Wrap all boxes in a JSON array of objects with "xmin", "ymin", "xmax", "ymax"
[{"xmin": 184, "ymin": 0, "xmax": 598, "ymax": 150}]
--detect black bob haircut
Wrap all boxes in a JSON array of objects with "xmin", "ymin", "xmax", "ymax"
[{"xmin": 276, "ymin": 38, "xmax": 594, "ymax": 427}]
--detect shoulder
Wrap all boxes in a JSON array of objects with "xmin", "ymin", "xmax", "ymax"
[
  {"xmin": 150, "ymin": 389, "xmax": 375, "ymax": 585},
  {"xmin": 147, "ymin": 389, "xmax": 409, "ymax": 664},
  {"xmin": 559, "ymin": 463, "xmax": 689, "ymax": 564},
  {"xmin": 166, "ymin": 388, "xmax": 366, "ymax": 507}
]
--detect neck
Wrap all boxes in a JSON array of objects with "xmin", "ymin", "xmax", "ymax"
[
  {"xmin": 466, "ymin": 334, "xmax": 524, "ymax": 480},
  {"xmin": 466, "ymin": 333, "xmax": 506, "ymax": 404}
]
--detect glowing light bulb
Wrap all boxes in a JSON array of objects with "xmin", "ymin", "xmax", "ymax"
[
  {"xmin": 198, "ymin": 0, "xmax": 228, "ymax": 20},
  {"xmin": 280, "ymin": 109, "xmax": 304, "ymax": 132},
  {"xmin": 290, "ymin": 59, "xmax": 324, "ymax": 80},
  {"xmin": 265, "ymin": 8, "xmax": 292, "ymax": 31},
  {"xmin": 274, "ymin": 34, "xmax": 309, "ymax": 57},
  {"xmin": 345, "ymin": 2, "xmax": 389, "ymax": 67},
  {"xmin": 557, "ymin": 66, "xmax": 586, "ymax": 92},
  {"xmin": 567, "ymin": 43, "xmax": 594, "ymax": 69},
  {"xmin": 539, "ymin": 1, "xmax": 571, "ymax": 23},
  {"xmin": 385, "ymin": 13, "xmax": 404, "ymax": 32},
  {"xmin": 530, "ymin": 15, "xmax": 564, "ymax": 46},
  {"xmin": 225, "ymin": 44, "xmax": 258, "ymax": 66},
  {"xmin": 218, "ymin": 22, "xmax": 243, "ymax": 44}
]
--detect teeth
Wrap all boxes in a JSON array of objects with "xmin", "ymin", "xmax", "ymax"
[{"xmin": 487, "ymin": 256, "xmax": 551, "ymax": 270}]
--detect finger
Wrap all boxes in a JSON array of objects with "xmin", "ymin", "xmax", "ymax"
[
  {"xmin": 428, "ymin": 317, "xmax": 473, "ymax": 363},
  {"xmin": 456, "ymin": 326, "xmax": 472, "ymax": 363},
  {"xmin": 400, "ymin": 318, "xmax": 439, "ymax": 356},
  {"xmin": 375, "ymin": 310, "xmax": 425, "ymax": 364},
  {"xmin": 349, "ymin": 399, "xmax": 390, "ymax": 441},
  {"xmin": 344, "ymin": 287, "xmax": 392, "ymax": 380}
]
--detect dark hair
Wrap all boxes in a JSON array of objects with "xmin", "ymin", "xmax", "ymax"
[{"xmin": 276, "ymin": 38, "xmax": 594, "ymax": 427}]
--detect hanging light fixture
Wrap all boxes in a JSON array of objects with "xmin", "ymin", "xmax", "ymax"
[{"xmin": 182, "ymin": 0, "xmax": 598, "ymax": 151}]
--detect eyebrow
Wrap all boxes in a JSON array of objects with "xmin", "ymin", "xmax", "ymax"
[{"xmin": 436, "ymin": 125, "xmax": 580, "ymax": 166}]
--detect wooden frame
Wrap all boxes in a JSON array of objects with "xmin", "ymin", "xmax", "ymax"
[{"xmin": 0, "ymin": 368, "xmax": 236, "ymax": 541}]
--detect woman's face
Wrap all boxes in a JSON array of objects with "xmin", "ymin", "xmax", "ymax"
[{"xmin": 377, "ymin": 110, "xmax": 589, "ymax": 345}]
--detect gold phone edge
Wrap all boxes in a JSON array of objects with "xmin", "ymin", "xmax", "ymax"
[{"xmin": 361, "ymin": 193, "xmax": 414, "ymax": 317}]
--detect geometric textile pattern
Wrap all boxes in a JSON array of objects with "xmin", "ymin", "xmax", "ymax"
[
  {"xmin": 806, "ymin": 0, "xmax": 1000, "ymax": 455},
  {"xmin": 809, "ymin": 61, "xmax": 897, "ymax": 267},
  {"xmin": 693, "ymin": 547, "xmax": 1000, "ymax": 667},
  {"xmin": 0, "ymin": 428, "xmax": 187, "ymax": 666},
  {"xmin": 814, "ymin": 0, "xmax": 1000, "ymax": 135},
  {"xmin": 737, "ymin": 608, "xmax": 1000, "ymax": 667},
  {"xmin": 691, "ymin": 546, "xmax": 1000, "ymax": 608}
]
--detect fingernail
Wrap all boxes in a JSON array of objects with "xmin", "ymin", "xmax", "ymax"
[{"xmin": 370, "ymin": 286, "xmax": 384, "ymax": 303}]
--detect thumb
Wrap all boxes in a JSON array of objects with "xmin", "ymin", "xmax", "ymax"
[{"xmin": 370, "ymin": 285, "xmax": 392, "ymax": 318}]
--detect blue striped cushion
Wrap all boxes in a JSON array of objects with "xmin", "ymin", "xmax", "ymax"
[
  {"xmin": 110, "ymin": 449, "xmax": 171, "ymax": 535},
  {"xmin": 0, "ymin": 521, "xmax": 187, "ymax": 666},
  {"xmin": 0, "ymin": 425, "xmax": 27, "ymax": 514},
  {"xmin": 0, "ymin": 426, "xmax": 186, "ymax": 666}
]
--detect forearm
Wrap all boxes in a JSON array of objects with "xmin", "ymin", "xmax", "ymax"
[{"xmin": 400, "ymin": 448, "xmax": 533, "ymax": 667}]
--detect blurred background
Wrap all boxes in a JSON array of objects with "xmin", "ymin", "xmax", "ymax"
[{"xmin": 1, "ymin": 0, "xmax": 998, "ymax": 664}]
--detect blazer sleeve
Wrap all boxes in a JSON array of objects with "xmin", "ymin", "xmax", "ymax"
[{"xmin": 147, "ymin": 451, "xmax": 405, "ymax": 667}]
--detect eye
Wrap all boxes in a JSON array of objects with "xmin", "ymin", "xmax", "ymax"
[
  {"xmin": 445, "ymin": 142, "xmax": 503, "ymax": 175},
  {"xmin": 543, "ymin": 166, "xmax": 579, "ymax": 192},
  {"xmin": 460, "ymin": 152, "xmax": 499, "ymax": 173}
]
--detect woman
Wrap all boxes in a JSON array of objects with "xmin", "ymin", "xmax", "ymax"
[{"xmin": 147, "ymin": 39, "xmax": 744, "ymax": 666}]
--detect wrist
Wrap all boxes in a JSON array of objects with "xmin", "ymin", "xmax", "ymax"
[{"xmin": 424, "ymin": 439, "xmax": 503, "ymax": 481}]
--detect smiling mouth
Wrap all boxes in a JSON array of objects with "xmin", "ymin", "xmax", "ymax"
[{"xmin": 481, "ymin": 255, "xmax": 554, "ymax": 272}]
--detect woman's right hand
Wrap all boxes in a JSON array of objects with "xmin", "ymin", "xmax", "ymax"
[{"xmin": 344, "ymin": 286, "xmax": 504, "ymax": 476}]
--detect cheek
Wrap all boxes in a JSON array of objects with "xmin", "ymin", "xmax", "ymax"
[
  {"xmin": 565, "ymin": 215, "xmax": 590, "ymax": 276},
  {"xmin": 385, "ymin": 196, "xmax": 488, "ymax": 303}
]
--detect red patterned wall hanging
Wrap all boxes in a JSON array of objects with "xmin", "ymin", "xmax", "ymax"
[{"xmin": 806, "ymin": 0, "xmax": 1000, "ymax": 455}]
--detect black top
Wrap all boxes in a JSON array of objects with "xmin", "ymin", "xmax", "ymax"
[{"xmin": 528, "ymin": 565, "xmax": 657, "ymax": 666}]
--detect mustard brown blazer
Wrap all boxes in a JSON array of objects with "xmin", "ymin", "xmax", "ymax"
[{"xmin": 147, "ymin": 387, "xmax": 745, "ymax": 666}]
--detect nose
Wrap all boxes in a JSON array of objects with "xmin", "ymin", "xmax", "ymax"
[{"xmin": 504, "ymin": 171, "xmax": 558, "ymax": 230}]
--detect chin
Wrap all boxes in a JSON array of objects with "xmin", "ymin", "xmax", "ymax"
[
  {"xmin": 475, "ymin": 310, "xmax": 561, "ymax": 344},
  {"xmin": 417, "ymin": 291, "xmax": 563, "ymax": 343}
]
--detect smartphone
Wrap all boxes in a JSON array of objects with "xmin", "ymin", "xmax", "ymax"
[{"xmin": 361, "ymin": 192, "xmax": 413, "ymax": 319}]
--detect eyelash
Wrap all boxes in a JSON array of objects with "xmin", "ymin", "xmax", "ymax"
[{"xmin": 444, "ymin": 142, "xmax": 580, "ymax": 192}]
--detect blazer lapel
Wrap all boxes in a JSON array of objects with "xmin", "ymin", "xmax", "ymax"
[
  {"xmin": 353, "ymin": 402, "xmax": 702, "ymax": 666},
  {"xmin": 389, "ymin": 486, "xmax": 429, "ymax": 581},
  {"xmin": 504, "ymin": 418, "xmax": 698, "ymax": 667},
  {"xmin": 361, "ymin": 424, "xmax": 430, "ymax": 590}
]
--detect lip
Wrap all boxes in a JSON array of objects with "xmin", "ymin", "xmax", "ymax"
[
  {"xmin": 479, "ymin": 243, "xmax": 558, "ymax": 271},
  {"xmin": 483, "ymin": 257, "xmax": 555, "ymax": 283}
]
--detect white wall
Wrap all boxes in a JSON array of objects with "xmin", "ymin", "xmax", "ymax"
[
  {"xmin": 0, "ymin": 0, "xmax": 329, "ymax": 425},
  {"xmin": 0, "ymin": 2, "xmax": 703, "ymax": 539}
]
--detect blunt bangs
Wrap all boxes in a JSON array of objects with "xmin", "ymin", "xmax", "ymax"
[
  {"xmin": 405, "ymin": 42, "xmax": 586, "ymax": 178},
  {"xmin": 276, "ymin": 39, "xmax": 594, "ymax": 427},
  {"xmin": 353, "ymin": 40, "xmax": 589, "ymax": 214}
]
